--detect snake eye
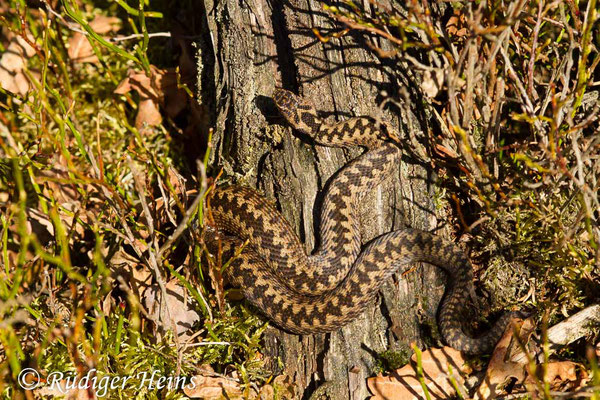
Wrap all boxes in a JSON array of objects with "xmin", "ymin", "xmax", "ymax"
[{"xmin": 274, "ymin": 88, "xmax": 297, "ymax": 109}]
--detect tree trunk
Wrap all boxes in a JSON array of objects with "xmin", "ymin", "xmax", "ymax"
[{"xmin": 199, "ymin": 1, "xmax": 447, "ymax": 398}]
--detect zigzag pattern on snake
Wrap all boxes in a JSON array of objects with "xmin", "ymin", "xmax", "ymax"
[{"xmin": 207, "ymin": 88, "xmax": 514, "ymax": 354}]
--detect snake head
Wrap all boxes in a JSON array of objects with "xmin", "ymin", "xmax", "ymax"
[{"xmin": 273, "ymin": 88, "xmax": 321, "ymax": 135}]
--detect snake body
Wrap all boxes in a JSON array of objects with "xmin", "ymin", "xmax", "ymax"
[{"xmin": 208, "ymin": 89, "xmax": 513, "ymax": 354}]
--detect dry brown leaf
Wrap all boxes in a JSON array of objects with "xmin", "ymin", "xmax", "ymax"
[
  {"xmin": 114, "ymin": 68, "xmax": 162, "ymax": 131},
  {"xmin": 421, "ymin": 69, "xmax": 445, "ymax": 98},
  {"xmin": 143, "ymin": 280, "xmax": 202, "ymax": 339},
  {"xmin": 183, "ymin": 375, "xmax": 242, "ymax": 399},
  {"xmin": 109, "ymin": 245, "xmax": 152, "ymax": 302},
  {"xmin": 110, "ymin": 248, "xmax": 145, "ymax": 274},
  {"xmin": 0, "ymin": 34, "xmax": 37, "ymax": 95},
  {"xmin": 257, "ymin": 384, "xmax": 275, "ymax": 399},
  {"xmin": 68, "ymin": 16, "xmax": 121, "ymax": 63},
  {"xmin": 524, "ymin": 361, "xmax": 588, "ymax": 393},
  {"xmin": 475, "ymin": 318, "xmax": 535, "ymax": 399},
  {"xmin": 101, "ymin": 290, "xmax": 115, "ymax": 316},
  {"xmin": 544, "ymin": 361, "xmax": 582, "ymax": 384},
  {"xmin": 114, "ymin": 66, "xmax": 189, "ymax": 132},
  {"xmin": 137, "ymin": 98, "xmax": 163, "ymax": 129},
  {"xmin": 25, "ymin": 208, "xmax": 55, "ymax": 245},
  {"xmin": 367, "ymin": 347, "xmax": 471, "ymax": 400},
  {"xmin": 446, "ymin": 10, "xmax": 469, "ymax": 37}
]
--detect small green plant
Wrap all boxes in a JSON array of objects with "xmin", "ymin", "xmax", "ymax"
[{"xmin": 375, "ymin": 348, "xmax": 411, "ymax": 373}]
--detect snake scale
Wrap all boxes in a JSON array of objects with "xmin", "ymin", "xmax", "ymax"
[{"xmin": 207, "ymin": 88, "xmax": 514, "ymax": 354}]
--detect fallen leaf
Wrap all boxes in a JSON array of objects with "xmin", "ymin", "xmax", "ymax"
[
  {"xmin": 367, "ymin": 346, "xmax": 471, "ymax": 399},
  {"xmin": 257, "ymin": 384, "xmax": 275, "ymax": 399},
  {"xmin": 446, "ymin": 10, "xmax": 469, "ymax": 38},
  {"xmin": 143, "ymin": 280, "xmax": 202, "ymax": 340},
  {"xmin": 524, "ymin": 361, "xmax": 588, "ymax": 392},
  {"xmin": 68, "ymin": 16, "xmax": 121, "ymax": 63},
  {"xmin": 0, "ymin": 34, "xmax": 37, "ymax": 95},
  {"xmin": 475, "ymin": 318, "xmax": 535, "ymax": 399},
  {"xmin": 421, "ymin": 69, "xmax": 445, "ymax": 98},
  {"xmin": 137, "ymin": 98, "xmax": 163, "ymax": 128},
  {"xmin": 545, "ymin": 361, "xmax": 581, "ymax": 384},
  {"xmin": 183, "ymin": 375, "xmax": 242, "ymax": 399},
  {"xmin": 101, "ymin": 290, "xmax": 115, "ymax": 316},
  {"xmin": 114, "ymin": 66, "xmax": 189, "ymax": 133}
]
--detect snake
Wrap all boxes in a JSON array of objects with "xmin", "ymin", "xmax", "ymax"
[{"xmin": 206, "ymin": 88, "xmax": 515, "ymax": 354}]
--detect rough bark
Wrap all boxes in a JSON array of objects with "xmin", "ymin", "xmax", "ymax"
[{"xmin": 198, "ymin": 1, "xmax": 448, "ymax": 398}]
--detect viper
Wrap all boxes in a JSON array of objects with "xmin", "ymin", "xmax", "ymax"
[{"xmin": 206, "ymin": 88, "xmax": 514, "ymax": 354}]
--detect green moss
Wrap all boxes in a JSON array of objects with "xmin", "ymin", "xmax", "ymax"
[{"xmin": 375, "ymin": 348, "xmax": 411, "ymax": 373}]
